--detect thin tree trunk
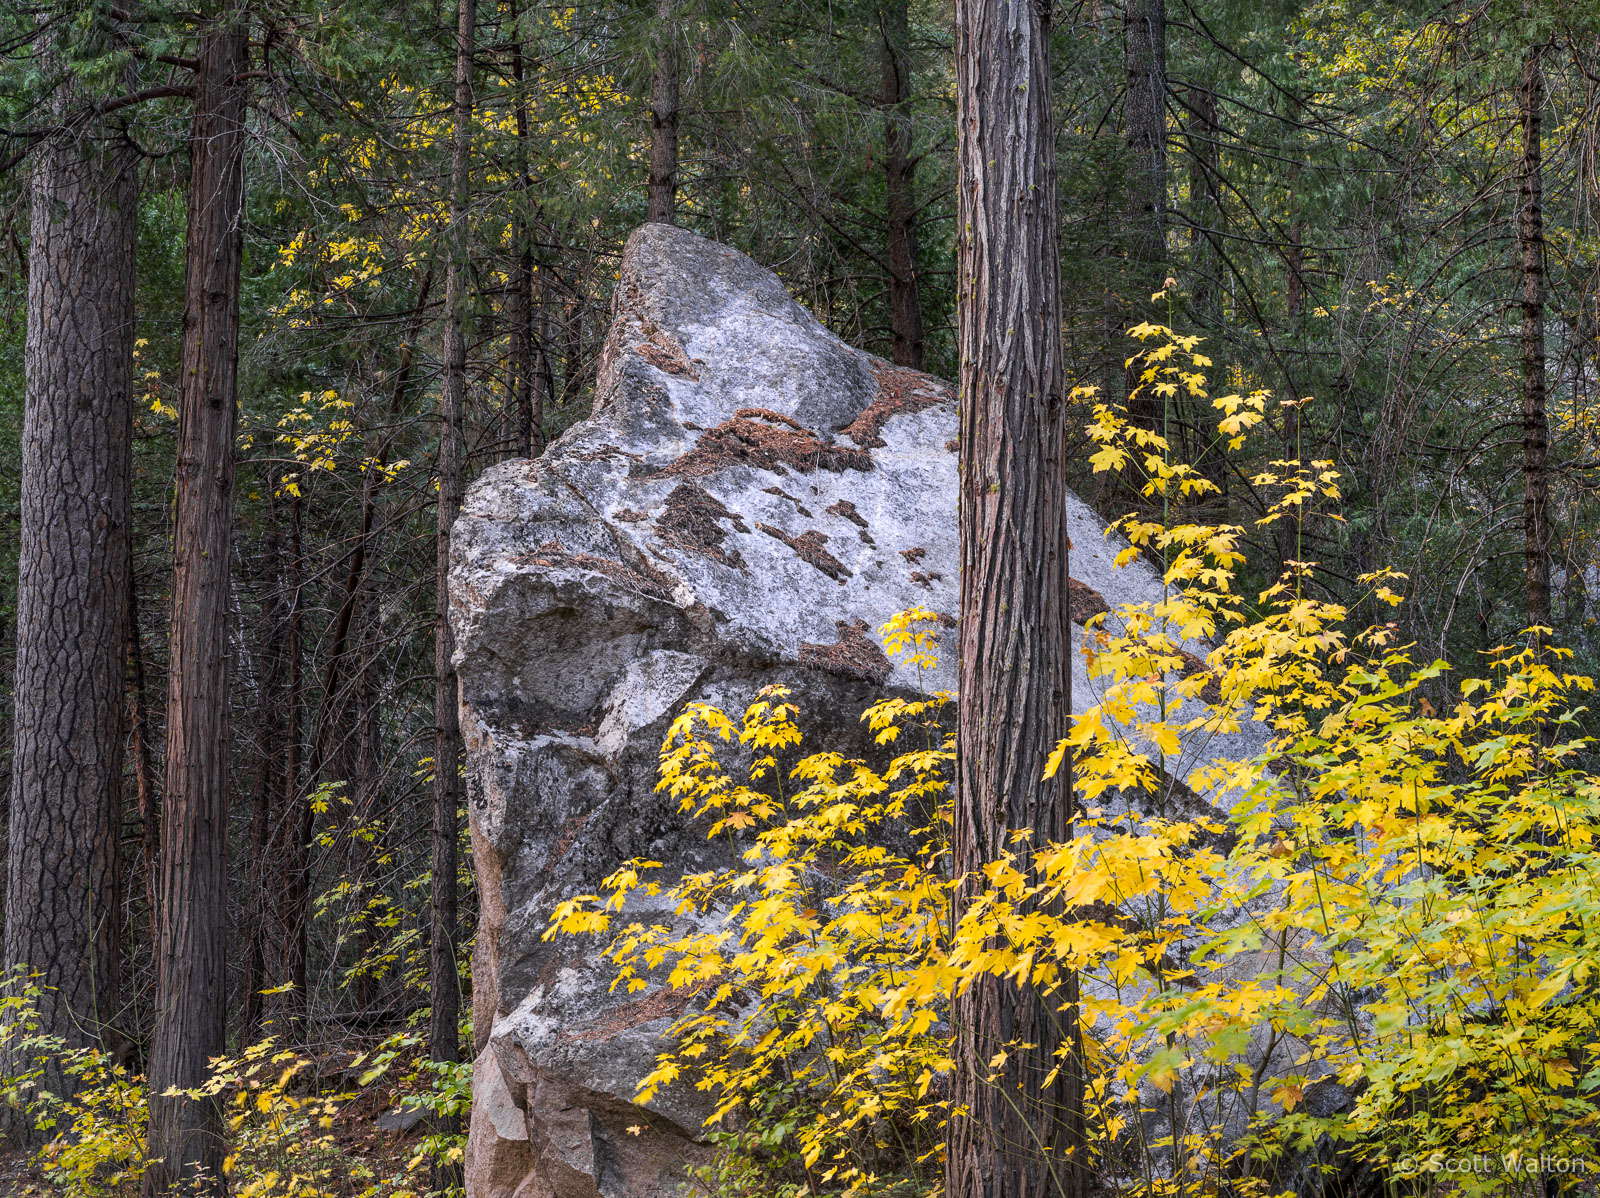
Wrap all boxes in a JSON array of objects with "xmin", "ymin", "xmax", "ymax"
[
  {"xmin": 340, "ymin": 271, "xmax": 433, "ymax": 1015},
  {"xmin": 1124, "ymin": 0, "xmax": 1166, "ymax": 270},
  {"xmin": 262, "ymin": 493, "xmax": 306, "ymax": 1033},
  {"xmin": 506, "ymin": 259, "xmax": 528, "ymax": 456},
  {"xmin": 1519, "ymin": 39, "xmax": 1550, "ymax": 632},
  {"xmin": 561, "ymin": 295, "xmax": 585, "ymax": 409},
  {"xmin": 145, "ymin": 20, "xmax": 248, "ymax": 1195},
  {"xmin": 238, "ymin": 483, "xmax": 290, "ymax": 1046},
  {"xmin": 430, "ymin": 0, "xmax": 474, "ymax": 1187},
  {"xmin": 7, "ymin": 35, "xmax": 138, "ymax": 1105},
  {"xmin": 266, "ymin": 270, "xmax": 435, "ymax": 1033},
  {"xmin": 880, "ymin": 0, "xmax": 923, "ymax": 369},
  {"xmin": 950, "ymin": 0, "xmax": 1082, "ymax": 1195},
  {"xmin": 1123, "ymin": 0, "xmax": 1167, "ymax": 428},
  {"xmin": 350, "ymin": 597, "xmax": 382, "ymax": 1014},
  {"xmin": 275, "ymin": 468, "xmax": 373, "ymax": 1033},
  {"xmin": 1184, "ymin": 84, "xmax": 1220, "ymax": 329},
  {"xmin": 535, "ymin": 274, "xmax": 556, "ymax": 429},
  {"xmin": 1275, "ymin": 219, "xmax": 1306, "ymax": 580},
  {"xmin": 127, "ymin": 567, "xmax": 160, "ymax": 934},
  {"xmin": 647, "ymin": 0, "xmax": 680, "ymax": 224},
  {"xmin": 509, "ymin": 9, "xmax": 541, "ymax": 457},
  {"xmin": 310, "ymin": 272, "xmax": 433, "ymax": 741},
  {"xmin": 1182, "ymin": 84, "xmax": 1223, "ymax": 482}
]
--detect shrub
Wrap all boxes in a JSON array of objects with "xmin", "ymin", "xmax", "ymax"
[
  {"xmin": 550, "ymin": 323, "xmax": 1600, "ymax": 1198},
  {"xmin": 0, "ymin": 979, "xmax": 468, "ymax": 1198}
]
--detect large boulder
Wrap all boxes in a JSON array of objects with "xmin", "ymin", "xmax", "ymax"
[{"xmin": 450, "ymin": 223, "xmax": 1269, "ymax": 1198}]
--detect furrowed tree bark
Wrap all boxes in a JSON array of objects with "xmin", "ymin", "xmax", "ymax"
[
  {"xmin": 646, "ymin": 0, "xmax": 680, "ymax": 224},
  {"xmin": 430, "ymin": 0, "xmax": 474, "ymax": 1187},
  {"xmin": 880, "ymin": 0, "xmax": 923, "ymax": 369},
  {"xmin": 1518, "ymin": 39, "xmax": 1550, "ymax": 632},
  {"xmin": 145, "ymin": 19, "xmax": 248, "ymax": 1196},
  {"xmin": 127, "ymin": 568, "xmax": 160, "ymax": 934},
  {"xmin": 1123, "ymin": 0, "xmax": 1166, "ymax": 428},
  {"xmin": 7, "ymin": 38, "xmax": 139, "ymax": 1109},
  {"xmin": 950, "ymin": 0, "xmax": 1082, "ymax": 1195}
]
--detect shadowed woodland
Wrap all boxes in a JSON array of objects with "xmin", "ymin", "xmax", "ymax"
[{"xmin": 4, "ymin": 0, "xmax": 1600, "ymax": 1195}]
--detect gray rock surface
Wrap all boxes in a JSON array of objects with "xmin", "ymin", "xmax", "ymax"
[{"xmin": 451, "ymin": 222, "xmax": 1271, "ymax": 1198}]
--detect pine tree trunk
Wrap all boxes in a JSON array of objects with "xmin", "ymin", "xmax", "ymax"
[
  {"xmin": 880, "ymin": 0, "xmax": 923, "ymax": 369},
  {"xmin": 7, "ymin": 39, "xmax": 138, "ymax": 1103},
  {"xmin": 145, "ymin": 21, "xmax": 248, "ymax": 1196},
  {"xmin": 647, "ymin": 0, "xmax": 680, "ymax": 224},
  {"xmin": 950, "ymin": 0, "xmax": 1082, "ymax": 1195},
  {"xmin": 1123, "ymin": 0, "xmax": 1166, "ymax": 428},
  {"xmin": 1519, "ymin": 40, "xmax": 1550, "ymax": 632},
  {"xmin": 430, "ymin": 0, "xmax": 474, "ymax": 1187}
]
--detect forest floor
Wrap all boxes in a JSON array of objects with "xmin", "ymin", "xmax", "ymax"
[{"xmin": 0, "ymin": 1149, "xmax": 42, "ymax": 1195}]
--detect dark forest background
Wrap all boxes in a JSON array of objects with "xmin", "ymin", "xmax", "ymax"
[{"xmin": 2, "ymin": 0, "xmax": 1598, "ymax": 1184}]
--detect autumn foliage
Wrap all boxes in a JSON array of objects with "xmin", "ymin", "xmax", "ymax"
[{"xmin": 549, "ymin": 326, "xmax": 1600, "ymax": 1198}]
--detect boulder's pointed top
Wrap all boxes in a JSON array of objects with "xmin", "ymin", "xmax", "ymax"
[
  {"xmin": 595, "ymin": 223, "xmax": 921, "ymax": 439},
  {"xmin": 618, "ymin": 222, "xmax": 813, "ymax": 334}
]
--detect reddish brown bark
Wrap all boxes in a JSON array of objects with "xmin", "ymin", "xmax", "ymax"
[
  {"xmin": 145, "ymin": 20, "xmax": 249, "ymax": 1195},
  {"xmin": 950, "ymin": 0, "xmax": 1083, "ymax": 1195},
  {"xmin": 430, "ymin": 0, "xmax": 475, "ymax": 1188}
]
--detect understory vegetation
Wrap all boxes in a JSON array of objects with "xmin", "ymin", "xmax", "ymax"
[
  {"xmin": 550, "ymin": 332, "xmax": 1600, "ymax": 1197},
  {"xmin": 6, "ymin": 0, "xmax": 1600, "ymax": 1194},
  {"xmin": 0, "ymin": 979, "xmax": 470, "ymax": 1198}
]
